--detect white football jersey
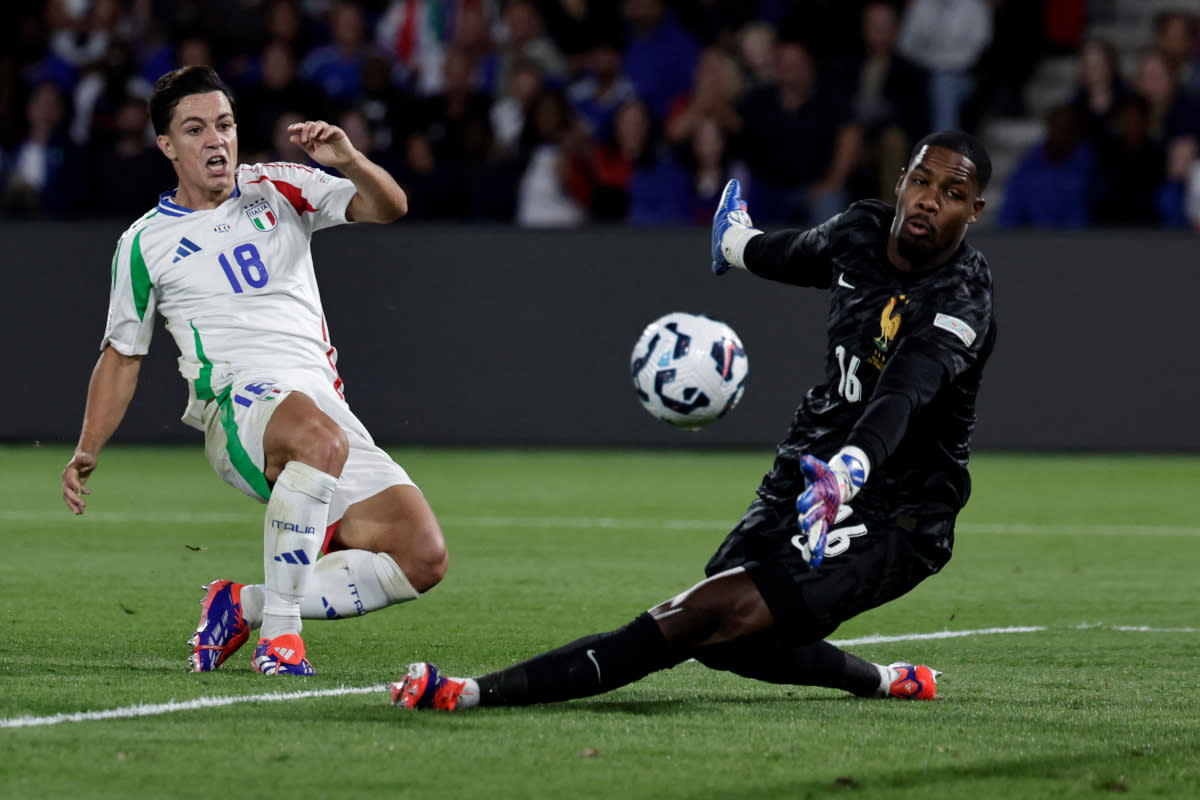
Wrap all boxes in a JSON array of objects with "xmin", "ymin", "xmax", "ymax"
[{"xmin": 103, "ymin": 162, "xmax": 359, "ymax": 430}]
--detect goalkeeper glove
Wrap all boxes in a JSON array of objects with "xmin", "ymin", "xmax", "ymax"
[
  {"xmin": 711, "ymin": 178, "xmax": 761, "ymax": 275},
  {"xmin": 795, "ymin": 446, "xmax": 870, "ymax": 567}
]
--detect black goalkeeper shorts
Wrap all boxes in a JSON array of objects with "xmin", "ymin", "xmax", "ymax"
[{"xmin": 705, "ymin": 496, "xmax": 955, "ymax": 643}]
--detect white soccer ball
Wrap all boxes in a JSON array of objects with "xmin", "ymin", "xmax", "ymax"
[{"xmin": 630, "ymin": 312, "xmax": 749, "ymax": 429}]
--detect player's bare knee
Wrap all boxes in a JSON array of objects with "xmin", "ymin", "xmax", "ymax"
[
  {"xmin": 391, "ymin": 525, "xmax": 448, "ymax": 592},
  {"xmin": 291, "ymin": 418, "xmax": 349, "ymax": 475}
]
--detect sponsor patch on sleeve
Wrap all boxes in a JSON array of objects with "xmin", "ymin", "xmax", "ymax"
[{"xmin": 933, "ymin": 313, "xmax": 977, "ymax": 346}]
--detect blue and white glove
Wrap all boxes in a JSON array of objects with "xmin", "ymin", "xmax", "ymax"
[
  {"xmin": 711, "ymin": 178, "xmax": 761, "ymax": 275},
  {"xmin": 795, "ymin": 447, "xmax": 870, "ymax": 567}
]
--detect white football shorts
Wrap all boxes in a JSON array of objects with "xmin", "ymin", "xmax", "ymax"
[{"xmin": 201, "ymin": 371, "xmax": 415, "ymax": 524}]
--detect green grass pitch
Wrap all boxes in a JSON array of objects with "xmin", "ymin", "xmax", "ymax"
[{"xmin": 1, "ymin": 444, "xmax": 1198, "ymax": 799}]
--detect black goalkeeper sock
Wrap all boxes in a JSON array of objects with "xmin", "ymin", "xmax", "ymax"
[
  {"xmin": 696, "ymin": 633, "xmax": 882, "ymax": 696},
  {"xmin": 476, "ymin": 612, "xmax": 686, "ymax": 707}
]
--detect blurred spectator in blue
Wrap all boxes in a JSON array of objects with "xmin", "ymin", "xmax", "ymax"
[
  {"xmin": 896, "ymin": 0, "xmax": 992, "ymax": 132},
  {"xmin": 664, "ymin": 47, "xmax": 743, "ymax": 151},
  {"xmin": 493, "ymin": 56, "xmax": 545, "ymax": 158},
  {"xmin": 996, "ymin": 104, "xmax": 1094, "ymax": 229},
  {"xmin": 70, "ymin": 39, "xmax": 153, "ymax": 148},
  {"xmin": 1070, "ymin": 37, "xmax": 1133, "ymax": 149},
  {"xmin": 1155, "ymin": 134, "xmax": 1198, "ymax": 228},
  {"xmin": 300, "ymin": 0, "xmax": 373, "ymax": 106},
  {"xmin": 1092, "ymin": 95, "xmax": 1166, "ymax": 226},
  {"xmin": 621, "ymin": 0, "xmax": 700, "ymax": 122},
  {"xmin": 2, "ymin": 81, "xmax": 86, "ymax": 218},
  {"xmin": 568, "ymin": 34, "xmax": 637, "ymax": 142},
  {"xmin": 238, "ymin": 39, "xmax": 328, "ymax": 157},
  {"xmin": 841, "ymin": 0, "xmax": 929, "ymax": 202},
  {"xmin": 736, "ymin": 39, "xmax": 862, "ymax": 226},
  {"xmin": 515, "ymin": 87, "xmax": 590, "ymax": 226},
  {"xmin": 88, "ymin": 94, "xmax": 175, "ymax": 216},
  {"xmin": 590, "ymin": 97, "xmax": 689, "ymax": 223},
  {"xmin": 683, "ymin": 114, "xmax": 747, "ymax": 225},
  {"xmin": 451, "ymin": 3, "xmax": 499, "ymax": 93},
  {"xmin": 486, "ymin": 0, "xmax": 568, "ymax": 98}
]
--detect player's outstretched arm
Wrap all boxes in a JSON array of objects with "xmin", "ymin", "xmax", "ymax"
[
  {"xmin": 287, "ymin": 120, "xmax": 407, "ymax": 224},
  {"xmin": 710, "ymin": 178, "xmax": 839, "ymax": 287},
  {"xmin": 62, "ymin": 346, "xmax": 142, "ymax": 515}
]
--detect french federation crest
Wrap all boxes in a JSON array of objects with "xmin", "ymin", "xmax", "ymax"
[{"xmin": 244, "ymin": 198, "xmax": 277, "ymax": 231}]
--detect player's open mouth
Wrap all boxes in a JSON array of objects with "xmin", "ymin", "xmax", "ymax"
[
  {"xmin": 905, "ymin": 217, "xmax": 933, "ymax": 237},
  {"xmin": 206, "ymin": 156, "xmax": 228, "ymax": 175}
]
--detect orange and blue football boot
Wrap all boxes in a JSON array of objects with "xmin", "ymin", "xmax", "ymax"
[
  {"xmin": 886, "ymin": 663, "xmax": 940, "ymax": 700},
  {"xmin": 252, "ymin": 633, "xmax": 316, "ymax": 676},
  {"xmin": 188, "ymin": 580, "xmax": 250, "ymax": 672},
  {"xmin": 390, "ymin": 663, "xmax": 467, "ymax": 710}
]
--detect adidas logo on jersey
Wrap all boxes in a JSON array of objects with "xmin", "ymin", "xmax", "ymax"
[{"xmin": 172, "ymin": 237, "xmax": 202, "ymax": 263}]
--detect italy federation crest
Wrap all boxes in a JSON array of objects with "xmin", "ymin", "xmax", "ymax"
[{"xmin": 244, "ymin": 198, "xmax": 278, "ymax": 231}]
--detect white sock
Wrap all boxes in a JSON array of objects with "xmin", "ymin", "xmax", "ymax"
[
  {"xmin": 239, "ymin": 550, "xmax": 419, "ymax": 627},
  {"xmin": 299, "ymin": 550, "xmax": 419, "ymax": 619},
  {"xmin": 721, "ymin": 223, "xmax": 762, "ymax": 269},
  {"xmin": 260, "ymin": 461, "xmax": 338, "ymax": 641},
  {"xmin": 874, "ymin": 663, "xmax": 897, "ymax": 697},
  {"xmin": 456, "ymin": 678, "xmax": 480, "ymax": 709}
]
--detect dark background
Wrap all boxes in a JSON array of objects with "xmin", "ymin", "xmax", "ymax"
[{"xmin": 4, "ymin": 222, "xmax": 1192, "ymax": 450}]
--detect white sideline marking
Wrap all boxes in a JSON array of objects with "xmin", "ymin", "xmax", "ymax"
[
  {"xmin": 829, "ymin": 626, "xmax": 1046, "ymax": 647},
  {"xmin": 0, "ymin": 685, "xmax": 387, "ymax": 729},
  {"xmin": 3, "ymin": 624, "xmax": 1193, "ymax": 729},
  {"xmin": 1086, "ymin": 625, "xmax": 1198, "ymax": 633},
  {"xmin": 7, "ymin": 510, "xmax": 1200, "ymax": 538}
]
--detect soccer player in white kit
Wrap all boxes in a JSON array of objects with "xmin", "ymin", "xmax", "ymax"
[{"xmin": 60, "ymin": 66, "xmax": 448, "ymax": 676}]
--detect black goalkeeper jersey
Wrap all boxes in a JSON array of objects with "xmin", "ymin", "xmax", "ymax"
[{"xmin": 742, "ymin": 199, "xmax": 996, "ymax": 519}]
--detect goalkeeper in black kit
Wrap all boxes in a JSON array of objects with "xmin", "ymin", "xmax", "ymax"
[{"xmin": 392, "ymin": 130, "xmax": 997, "ymax": 711}]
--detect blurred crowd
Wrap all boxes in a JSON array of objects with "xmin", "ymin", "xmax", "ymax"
[
  {"xmin": 4, "ymin": 0, "xmax": 1178, "ymax": 229},
  {"xmin": 997, "ymin": 8, "xmax": 1200, "ymax": 230}
]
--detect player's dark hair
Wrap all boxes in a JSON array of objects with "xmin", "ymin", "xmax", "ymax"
[
  {"xmin": 910, "ymin": 130, "xmax": 992, "ymax": 194},
  {"xmin": 150, "ymin": 66, "xmax": 236, "ymax": 136}
]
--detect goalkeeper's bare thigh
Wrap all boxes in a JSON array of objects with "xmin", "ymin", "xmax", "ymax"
[{"xmin": 706, "ymin": 498, "xmax": 953, "ymax": 642}]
